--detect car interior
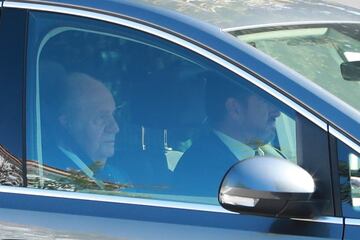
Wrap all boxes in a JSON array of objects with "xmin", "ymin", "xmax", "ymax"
[{"xmin": 27, "ymin": 21, "xmax": 297, "ymax": 202}]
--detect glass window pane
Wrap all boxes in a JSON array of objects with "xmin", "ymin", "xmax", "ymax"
[
  {"xmin": 338, "ymin": 140, "xmax": 360, "ymax": 216},
  {"xmin": 233, "ymin": 24, "xmax": 360, "ymax": 112},
  {"xmin": 27, "ymin": 11, "xmax": 302, "ymax": 204}
]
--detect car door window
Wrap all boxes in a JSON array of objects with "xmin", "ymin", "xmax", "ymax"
[
  {"xmin": 337, "ymin": 139, "xmax": 360, "ymax": 217},
  {"xmin": 26, "ymin": 11, "xmax": 332, "ymax": 211}
]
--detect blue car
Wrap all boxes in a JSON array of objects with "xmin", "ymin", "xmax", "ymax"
[{"xmin": 0, "ymin": 0, "xmax": 359, "ymax": 239}]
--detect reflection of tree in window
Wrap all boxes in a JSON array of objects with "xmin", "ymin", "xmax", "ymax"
[{"xmin": 0, "ymin": 145, "xmax": 23, "ymax": 186}]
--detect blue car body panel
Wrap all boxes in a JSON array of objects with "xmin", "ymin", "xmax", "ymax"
[{"xmin": 0, "ymin": 189, "xmax": 344, "ymax": 239}]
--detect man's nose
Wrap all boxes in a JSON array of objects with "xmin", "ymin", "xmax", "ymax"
[
  {"xmin": 106, "ymin": 116, "xmax": 120, "ymax": 133},
  {"xmin": 273, "ymin": 108, "xmax": 281, "ymax": 118}
]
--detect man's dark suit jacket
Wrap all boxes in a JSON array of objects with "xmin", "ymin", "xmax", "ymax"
[{"xmin": 172, "ymin": 130, "xmax": 238, "ymax": 197}]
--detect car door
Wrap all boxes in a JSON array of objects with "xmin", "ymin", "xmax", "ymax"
[
  {"xmin": 332, "ymin": 131, "xmax": 360, "ymax": 240},
  {"xmin": 0, "ymin": 2, "xmax": 344, "ymax": 239}
]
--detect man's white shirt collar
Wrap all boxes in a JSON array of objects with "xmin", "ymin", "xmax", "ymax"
[
  {"xmin": 214, "ymin": 130, "xmax": 285, "ymax": 160},
  {"xmin": 214, "ymin": 130, "xmax": 255, "ymax": 161}
]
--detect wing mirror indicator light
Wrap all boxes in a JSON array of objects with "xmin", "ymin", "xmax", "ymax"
[{"xmin": 220, "ymin": 193, "xmax": 259, "ymax": 207}]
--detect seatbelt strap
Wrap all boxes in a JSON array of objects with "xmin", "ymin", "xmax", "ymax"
[{"xmin": 59, "ymin": 146, "xmax": 105, "ymax": 189}]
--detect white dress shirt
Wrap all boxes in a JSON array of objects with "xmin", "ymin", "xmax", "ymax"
[{"xmin": 214, "ymin": 130, "xmax": 285, "ymax": 160}]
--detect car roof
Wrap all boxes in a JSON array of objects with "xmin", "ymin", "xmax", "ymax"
[
  {"xmin": 6, "ymin": 0, "xmax": 360, "ymax": 144},
  {"xmin": 132, "ymin": 0, "xmax": 360, "ymax": 30}
]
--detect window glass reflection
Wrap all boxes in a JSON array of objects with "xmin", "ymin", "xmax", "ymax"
[
  {"xmin": 337, "ymin": 140, "xmax": 360, "ymax": 217},
  {"xmin": 27, "ymin": 12, "xmax": 299, "ymax": 204}
]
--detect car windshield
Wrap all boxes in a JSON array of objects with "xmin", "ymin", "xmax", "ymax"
[
  {"xmin": 131, "ymin": 0, "xmax": 360, "ymax": 111},
  {"xmin": 230, "ymin": 23, "xmax": 360, "ymax": 112}
]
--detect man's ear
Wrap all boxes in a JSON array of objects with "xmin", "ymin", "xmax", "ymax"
[{"xmin": 225, "ymin": 97, "xmax": 242, "ymax": 121}]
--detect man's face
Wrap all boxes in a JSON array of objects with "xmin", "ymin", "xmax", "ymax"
[
  {"xmin": 60, "ymin": 76, "xmax": 119, "ymax": 161},
  {"xmin": 238, "ymin": 94, "xmax": 280, "ymax": 146}
]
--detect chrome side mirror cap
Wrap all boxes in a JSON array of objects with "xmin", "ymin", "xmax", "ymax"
[{"xmin": 219, "ymin": 156, "xmax": 316, "ymax": 218}]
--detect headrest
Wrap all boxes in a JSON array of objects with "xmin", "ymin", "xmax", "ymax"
[{"xmin": 129, "ymin": 67, "xmax": 207, "ymax": 129}]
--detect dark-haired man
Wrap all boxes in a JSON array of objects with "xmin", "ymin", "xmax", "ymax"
[{"xmin": 173, "ymin": 79, "xmax": 282, "ymax": 197}]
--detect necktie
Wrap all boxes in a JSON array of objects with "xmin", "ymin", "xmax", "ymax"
[{"xmin": 255, "ymin": 148, "xmax": 264, "ymax": 156}]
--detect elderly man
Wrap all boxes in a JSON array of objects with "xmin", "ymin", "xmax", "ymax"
[
  {"xmin": 43, "ymin": 72, "xmax": 121, "ymax": 187},
  {"xmin": 173, "ymin": 78, "xmax": 283, "ymax": 197}
]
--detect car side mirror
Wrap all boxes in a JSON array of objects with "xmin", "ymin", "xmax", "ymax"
[
  {"xmin": 219, "ymin": 156, "xmax": 316, "ymax": 218},
  {"xmin": 341, "ymin": 61, "xmax": 360, "ymax": 81}
]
